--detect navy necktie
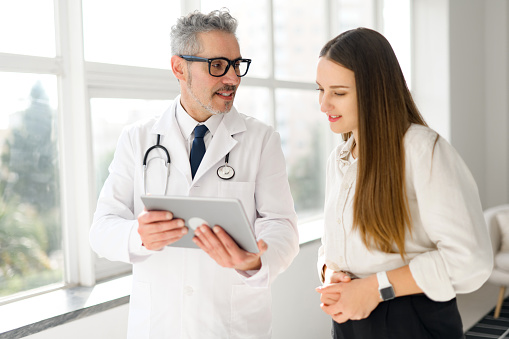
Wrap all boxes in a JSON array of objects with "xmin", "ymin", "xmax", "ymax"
[{"xmin": 190, "ymin": 124, "xmax": 208, "ymax": 179}]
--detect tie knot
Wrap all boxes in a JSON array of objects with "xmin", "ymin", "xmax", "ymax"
[{"xmin": 194, "ymin": 124, "xmax": 208, "ymax": 138}]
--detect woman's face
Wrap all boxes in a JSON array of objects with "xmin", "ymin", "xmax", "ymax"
[{"xmin": 316, "ymin": 57, "xmax": 358, "ymax": 136}]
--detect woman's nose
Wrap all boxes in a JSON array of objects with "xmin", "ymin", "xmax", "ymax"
[{"xmin": 320, "ymin": 95, "xmax": 332, "ymax": 113}]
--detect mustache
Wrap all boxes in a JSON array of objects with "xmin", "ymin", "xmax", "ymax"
[{"xmin": 216, "ymin": 85, "xmax": 237, "ymax": 92}]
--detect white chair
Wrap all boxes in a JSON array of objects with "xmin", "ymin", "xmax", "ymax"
[{"xmin": 485, "ymin": 204, "xmax": 509, "ymax": 318}]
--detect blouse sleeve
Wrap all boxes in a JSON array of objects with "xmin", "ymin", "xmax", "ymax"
[{"xmin": 407, "ymin": 131, "xmax": 493, "ymax": 301}]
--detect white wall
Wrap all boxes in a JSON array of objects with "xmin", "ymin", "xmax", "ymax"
[
  {"xmin": 484, "ymin": 0, "xmax": 509, "ymax": 208},
  {"xmin": 413, "ymin": 0, "xmax": 509, "ymax": 209}
]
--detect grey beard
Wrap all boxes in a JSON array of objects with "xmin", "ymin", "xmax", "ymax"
[{"xmin": 187, "ymin": 73, "xmax": 235, "ymax": 115}]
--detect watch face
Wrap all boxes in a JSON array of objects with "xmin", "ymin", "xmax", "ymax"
[{"xmin": 380, "ymin": 287, "xmax": 396, "ymax": 301}]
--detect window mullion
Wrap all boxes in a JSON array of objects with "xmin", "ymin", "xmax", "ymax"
[{"xmin": 55, "ymin": 0, "xmax": 95, "ymax": 287}]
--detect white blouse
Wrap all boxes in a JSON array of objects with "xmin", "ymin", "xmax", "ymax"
[{"xmin": 318, "ymin": 124, "xmax": 493, "ymax": 301}]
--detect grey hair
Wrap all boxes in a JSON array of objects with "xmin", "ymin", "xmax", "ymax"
[{"xmin": 170, "ymin": 9, "xmax": 238, "ymax": 56}]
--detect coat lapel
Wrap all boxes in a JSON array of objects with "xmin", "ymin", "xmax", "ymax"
[
  {"xmin": 193, "ymin": 107, "xmax": 246, "ymax": 182},
  {"xmin": 149, "ymin": 98, "xmax": 247, "ymax": 185}
]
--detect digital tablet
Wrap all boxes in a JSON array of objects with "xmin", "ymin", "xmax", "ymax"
[{"xmin": 140, "ymin": 195, "xmax": 259, "ymax": 253}]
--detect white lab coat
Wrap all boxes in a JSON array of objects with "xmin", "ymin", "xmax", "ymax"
[{"xmin": 89, "ymin": 96, "xmax": 299, "ymax": 339}]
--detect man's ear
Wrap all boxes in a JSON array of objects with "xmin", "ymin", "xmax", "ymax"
[{"xmin": 171, "ymin": 55, "xmax": 187, "ymax": 81}]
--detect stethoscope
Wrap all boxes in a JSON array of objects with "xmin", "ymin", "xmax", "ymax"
[{"xmin": 143, "ymin": 133, "xmax": 235, "ymax": 194}]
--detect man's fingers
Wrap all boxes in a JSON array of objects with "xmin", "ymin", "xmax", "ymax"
[
  {"xmin": 213, "ymin": 226, "xmax": 241, "ymax": 253},
  {"xmin": 139, "ymin": 218, "xmax": 186, "ymax": 235},
  {"xmin": 194, "ymin": 226, "xmax": 232, "ymax": 260},
  {"xmin": 143, "ymin": 227, "xmax": 188, "ymax": 250},
  {"xmin": 256, "ymin": 239, "xmax": 268, "ymax": 255},
  {"xmin": 139, "ymin": 210, "xmax": 174, "ymax": 224}
]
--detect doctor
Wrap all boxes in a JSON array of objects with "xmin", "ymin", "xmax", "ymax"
[{"xmin": 89, "ymin": 9, "xmax": 299, "ymax": 339}]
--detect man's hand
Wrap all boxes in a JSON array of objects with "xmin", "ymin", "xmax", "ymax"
[
  {"xmin": 137, "ymin": 210, "xmax": 188, "ymax": 251},
  {"xmin": 192, "ymin": 225, "xmax": 267, "ymax": 271}
]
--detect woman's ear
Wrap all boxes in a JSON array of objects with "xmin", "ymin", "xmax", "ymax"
[{"xmin": 171, "ymin": 55, "xmax": 187, "ymax": 81}]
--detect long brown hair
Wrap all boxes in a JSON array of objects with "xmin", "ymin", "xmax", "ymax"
[{"xmin": 320, "ymin": 28, "xmax": 428, "ymax": 257}]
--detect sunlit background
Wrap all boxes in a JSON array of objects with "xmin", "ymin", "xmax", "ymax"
[{"xmin": 0, "ymin": 0, "xmax": 410, "ymax": 302}]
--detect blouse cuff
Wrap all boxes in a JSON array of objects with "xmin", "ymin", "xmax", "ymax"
[{"xmin": 409, "ymin": 250, "xmax": 456, "ymax": 301}]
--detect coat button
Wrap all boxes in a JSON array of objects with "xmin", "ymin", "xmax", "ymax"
[{"xmin": 184, "ymin": 285, "xmax": 194, "ymax": 296}]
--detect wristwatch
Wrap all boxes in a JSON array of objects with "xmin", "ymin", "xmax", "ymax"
[{"xmin": 376, "ymin": 271, "xmax": 396, "ymax": 301}]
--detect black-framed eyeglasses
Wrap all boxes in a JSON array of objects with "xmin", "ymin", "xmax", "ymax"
[{"xmin": 179, "ymin": 55, "xmax": 251, "ymax": 77}]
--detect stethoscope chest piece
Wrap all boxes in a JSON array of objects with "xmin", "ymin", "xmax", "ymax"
[{"xmin": 217, "ymin": 164, "xmax": 235, "ymax": 180}]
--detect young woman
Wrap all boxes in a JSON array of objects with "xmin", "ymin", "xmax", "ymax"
[{"xmin": 315, "ymin": 27, "xmax": 493, "ymax": 339}]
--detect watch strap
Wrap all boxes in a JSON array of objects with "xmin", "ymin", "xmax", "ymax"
[
  {"xmin": 376, "ymin": 271, "xmax": 391, "ymax": 288},
  {"xmin": 377, "ymin": 271, "xmax": 396, "ymax": 301}
]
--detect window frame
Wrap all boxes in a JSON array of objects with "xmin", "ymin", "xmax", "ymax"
[{"xmin": 1, "ymin": 0, "xmax": 396, "ymax": 301}]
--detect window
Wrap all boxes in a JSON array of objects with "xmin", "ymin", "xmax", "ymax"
[
  {"xmin": 82, "ymin": 0, "xmax": 179, "ymax": 69},
  {"xmin": 382, "ymin": 0, "xmax": 412, "ymax": 87},
  {"xmin": 0, "ymin": 75, "xmax": 62, "ymax": 298},
  {"xmin": 91, "ymin": 98, "xmax": 171, "ymax": 197},
  {"xmin": 0, "ymin": 0, "xmax": 408, "ymax": 301},
  {"xmin": 0, "ymin": 0, "xmax": 56, "ymax": 57}
]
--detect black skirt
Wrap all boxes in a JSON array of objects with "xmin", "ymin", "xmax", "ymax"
[{"xmin": 332, "ymin": 294, "xmax": 464, "ymax": 339}]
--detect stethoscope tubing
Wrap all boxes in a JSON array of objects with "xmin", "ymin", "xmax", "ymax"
[{"xmin": 143, "ymin": 133, "xmax": 235, "ymax": 195}]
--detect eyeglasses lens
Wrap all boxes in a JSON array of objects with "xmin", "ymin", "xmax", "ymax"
[{"xmin": 209, "ymin": 59, "xmax": 249, "ymax": 77}]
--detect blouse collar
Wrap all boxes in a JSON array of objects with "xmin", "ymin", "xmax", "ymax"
[{"xmin": 336, "ymin": 136, "xmax": 357, "ymax": 173}]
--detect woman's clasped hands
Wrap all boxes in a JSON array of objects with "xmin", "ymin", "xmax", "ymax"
[{"xmin": 316, "ymin": 271, "xmax": 381, "ymax": 324}]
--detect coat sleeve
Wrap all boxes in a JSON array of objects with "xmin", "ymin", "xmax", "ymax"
[
  {"xmin": 89, "ymin": 126, "xmax": 155, "ymax": 264},
  {"xmin": 407, "ymin": 132, "xmax": 493, "ymax": 301},
  {"xmin": 239, "ymin": 130, "xmax": 299, "ymax": 287}
]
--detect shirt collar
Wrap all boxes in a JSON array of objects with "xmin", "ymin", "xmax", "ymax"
[{"xmin": 175, "ymin": 99, "xmax": 224, "ymax": 140}]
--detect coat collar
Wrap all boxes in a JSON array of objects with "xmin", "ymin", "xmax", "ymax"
[
  {"xmin": 150, "ymin": 95, "xmax": 247, "ymax": 184},
  {"xmin": 151, "ymin": 95, "xmax": 246, "ymax": 137}
]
